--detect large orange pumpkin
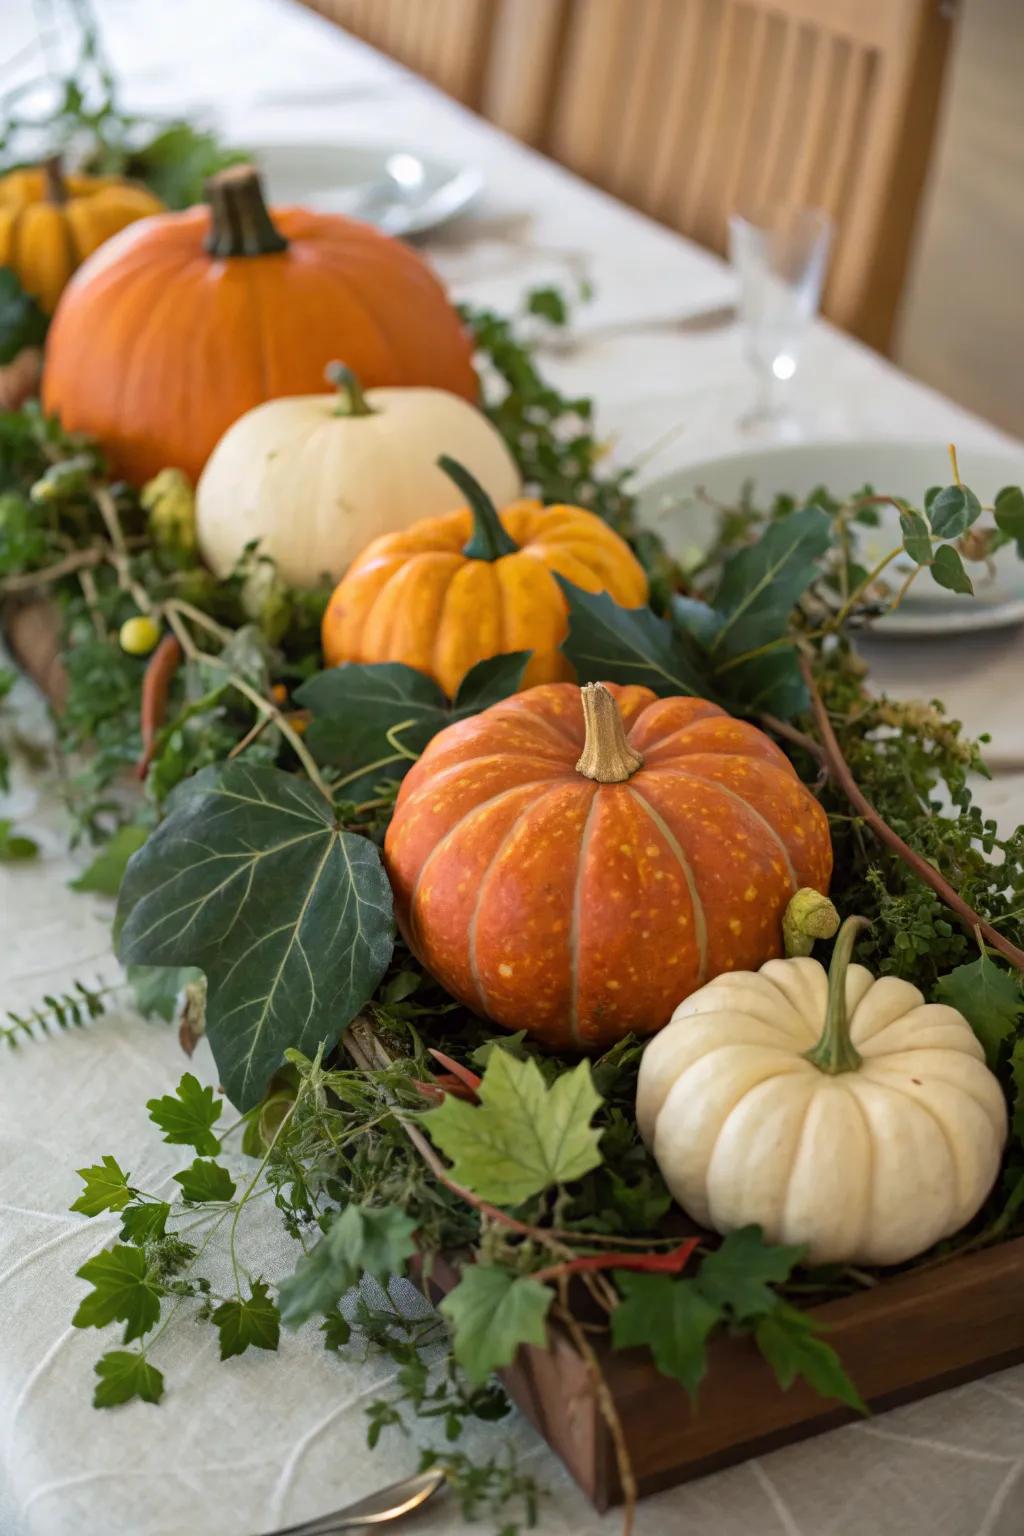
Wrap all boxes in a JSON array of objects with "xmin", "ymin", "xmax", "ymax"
[
  {"xmin": 322, "ymin": 458, "xmax": 648, "ymax": 696},
  {"xmin": 42, "ymin": 166, "xmax": 477, "ymax": 485},
  {"xmin": 385, "ymin": 681, "xmax": 833, "ymax": 1050}
]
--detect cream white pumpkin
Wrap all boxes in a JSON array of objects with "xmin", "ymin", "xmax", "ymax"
[
  {"xmin": 195, "ymin": 368, "xmax": 522, "ymax": 588},
  {"xmin": 637, "ymin": 918, "xmax": 1007, "ymax": 1266}
]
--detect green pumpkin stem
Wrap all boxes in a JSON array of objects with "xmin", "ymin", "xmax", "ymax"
[
  {"xmin": 326, "ymin": 363, "xmax": 375, "ymax": 417},
  {"xmin": 43, "ymin": 153, "xmax": 68, "ymax": 206},
  {"xmin": 204, "ymin": 166, "xmax": 288, "ymax": 258},
  {"xmin": 803, "ymin": 914, "xmax": 871, "ymax": 1075},
  {"xmin": 439, "ymin": 455, "xmax": 519, "ymax": 561}
]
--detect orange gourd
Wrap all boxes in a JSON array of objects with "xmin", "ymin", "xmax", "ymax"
[
  {"xmin": 384, "ymin": 681, "xmax": 833, "ymax": 1050},
  {"xmin": 321, "ymin": 458, "xmax": 648, "ymax": 696},
  {"xmin": 42, "ymin": 166, "xmax": 477, "ymax": 486},
  {"xmin": 0, "ymin": 157, "xmax": 163, "ymax": 313}
]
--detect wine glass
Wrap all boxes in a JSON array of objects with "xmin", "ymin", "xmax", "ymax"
[{"xmin": 728, "ymin": 205, "xmax": 832, "ymax": 434}]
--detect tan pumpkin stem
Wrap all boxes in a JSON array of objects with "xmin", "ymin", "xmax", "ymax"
[
  {"xmin": 575, "ymin": 683, "xmax": 643, "ymax": 783},
  {"xmin": 43, "ymin": 154, "xmax": 67, "ymax": 206},
  {"xmin": 204, "ymin": 165, "xmax": 288, "ymax": 258}
]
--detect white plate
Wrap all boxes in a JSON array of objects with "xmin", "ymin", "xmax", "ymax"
[
  {"xmin": 249, "ymin": 140, "xmax": 483, "ymax": 238},
  {"xmin": 636, "ymin": 439, "xmax": 1024, "ymax": 636}
]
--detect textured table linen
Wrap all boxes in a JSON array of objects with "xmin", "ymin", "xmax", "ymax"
[{"xmin": 3, "ymin": 2, "xmax": 1024, "ymax": 1533}]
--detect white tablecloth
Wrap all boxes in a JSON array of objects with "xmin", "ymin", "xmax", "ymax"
[{"xmin": 3, "ymin": 4, "xmax": 1024, "ymax": 1534}]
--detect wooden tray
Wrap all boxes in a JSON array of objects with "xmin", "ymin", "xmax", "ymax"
[{"xmin": 428, "ymin": 1238, "xmax": 1024, "ymax": 1512}]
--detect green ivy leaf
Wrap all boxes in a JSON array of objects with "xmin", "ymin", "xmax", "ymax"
[
  {"xmin": 320, "ymin": 1310, "xmax": 352, "ymax": 1352},
  {"xmin": 0, "ymin": 265, "xmax": 48, "ymax": 365},
  {"xmin": 298, "ymin": 652, "xmax": 531, "ymax": 793},
  {"xmin": 147, "ymin": 1073, "xmax": 223, "ymax": 1155},
  {"xmin": 899, "ymin": 509, "xmax": 932, "ymax": 565},
  {"xmin": 755, "ymin": 1303, "xmax": 867, "ymax": 1414},
  {"xmin": 70, "ymin": 824, "xmax": 149, "ymax": 896},
  {"xmin": 709, "ymin": 506, "xmax": 832, "ymax": 658},
  {"xmin": 116, "ymin": 763, "xmax": 395, "ymax": 1109},
  {"xmin": 696, "ymin": 1226, "xmax": 805, "ymax": 1320},
  {"xmin": 173, "ymin": 1159, "xmax": 236, "ymax": 1203},
  {"xmin": 930, "ymin": 543, "xmax": 973, "ymax": 596},
  {"xmin": 73, "ymin": 1245, "xmax": 162, "ymax": 1342},
  {"xmin": 928, "ymin": 483, "xmax": 982, "ymax": 539},
  {"xmin": 278, "ymin": 1204, "xmax": 418, "ymax": 1327},
  {"xmin": 994, "ymin": 485, "xmax": 1024, "ymax": 554},
  {"xmin": 558, "ymin": 580, "xmax": 706, "ymax": 696},
  {"xmin": 71, "ymin": 1155, "xmax": 133, "ymax": 1217},
  {"xmin": 934, "ymin": 954, "xmax": 1024, "ymax": 1067},
  {"xmin": 611, "ymin": 1273, "xmax": 720, "ymax": 1397},
  {"xmin": 93, "ymin": 1349, "xmax": 164, "ymax": 1409},
  {"xmin": 211, "ymin": 1279, "xmax": 280, "ymax": 1360},
  {"xmin": 717, "ymin": 646, "xmax": 807, "ymax": 719},
  {"xmin": 1011, "ymin": 1038, "xmax": 1024, "ymax": 1143},
  {"xmin": 127, "ymin": 964, "xmax": 202, "ymax": 1022},
  {"xmin": 423, "ymin": 1049, "xmax": 603, "ymax": 1204},
  {"xmin": 120, "ymin": 1202, "xmax": 170, "ymax": 1245},
  {"xmin": 440, "ymin": 1265, "xmax": 552, "ymax": 1385}
]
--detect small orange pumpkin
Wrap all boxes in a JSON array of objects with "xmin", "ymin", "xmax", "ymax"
[
  {"xmin": 385, "ymin": 681, "xmax": 833, "ymax": 1050},
  {"xmin": 322, "ymin": 458, "xmax": 648, "ymax": 696},
  {"xmin": 42, "ymin": 166, "xmax": 477, "ymax": 485},
  {"xmin": 0, "ymin": 156, "xmax": 163, "ymax": 313}
]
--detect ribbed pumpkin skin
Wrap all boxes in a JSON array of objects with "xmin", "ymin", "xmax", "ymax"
[
  {"xmin": 384, "ymin": 683, "xmax": 833, "ymax": 1050},
  {"xmin": 42, "ymin": 207, "xmax": 478, "ymax": 485},
  {"xmin": 321, "ymin": 502, "xmax": 648, "ymax": 696},
  {"xmin": 0, "ymin": 167, "xmax": 163, "ymax": 313}
]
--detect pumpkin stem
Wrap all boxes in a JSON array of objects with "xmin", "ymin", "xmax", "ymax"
[
  {"xmin": 326, "ymin": 362, "xmax": 376, "ymax": 417},
  {"xmin": 783, "ymin": 888, "xmax": 840, "ymax": 957},
  {"xmin": 43, "ymin": 153, "xmax": 67, "ymax": 206},
  {"xmin": 204, "ymin": 165, "xmax": 288, "ymax": 258},
  {"xmin": 803, "ymin": 914, "xmax": 871, "ymax": 1075},
  {"xmin": 575, "ymin": 683, "xmax": 643, "ymax": 783},
  {"xmin": 439, "ymin": 455, "xmax": 519, "ymax": 561}
]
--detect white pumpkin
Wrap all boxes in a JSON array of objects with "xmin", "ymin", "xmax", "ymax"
[
  {"xmin": 637, "ymin": 917, "xmax": 1007, "ymax": 1266},
  {"xmin": 195, "ymin": 367, "xmax": 522, "ymax": 588}
]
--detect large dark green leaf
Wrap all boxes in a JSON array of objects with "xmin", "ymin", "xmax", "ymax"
[
  {"xmin": 297, "ymin": 653, "xmax": 531, "ymax": 791},
  {"xmin": 558, "ymin": 580, "xmax": 707, "ymax": 696},
  {"xmin": 709, "ymin": 506, "xmax": 832, "ymax": 659},
  {"xmin": 116, "ymin": 764, "xmax": 394, "ymax": 1108}
]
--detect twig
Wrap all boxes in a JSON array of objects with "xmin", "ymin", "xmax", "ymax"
[
  {"xmin": 0, "ymin": 545, "xmax": 104, "ymax": 593},
  {"xmin": 556, "ymin": 1281, "xmax": 636, "ymax": 1536},
  {"xmin": 798, "ymin": 654, "xmax": 1024, "ymax": 971},
  {"xmin": 94, "ymin": 485, "xmax": 151, "ymax": 614}
]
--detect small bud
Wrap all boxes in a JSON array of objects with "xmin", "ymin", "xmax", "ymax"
[
  {"xmin": 29, "ymin": 454, "xmax": 95, "ymax": 504},
  {"xmin": 141, "ymin": 467, "xmax": 196, "ymax": 554},
  {"xmin": 119, "ymin": 614, "xmax": 161, "ymax": 656},
  {"xmin": 783, "ymin": 888, "xmax": 841, "ymax": 958}
]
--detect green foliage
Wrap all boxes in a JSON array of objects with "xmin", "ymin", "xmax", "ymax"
[
  {"xmin": 211, "ymin": 1280, "xmax": 280, "ymax": 1361},
  {"xmin": 278, "ymin": 1205, "xmax": 418, "ymax": 1327},
  {"xmin": 696, "ymin": 1225, "xmax": 807, "ymax": 1319},
  {"xmin": 0, "ymin": 817, "xmax": 38, "ymax": 860},
  {"xmin": 558, "ymin": 580, "xmax": 707, "ymax": 696},
  {"xmin": 424, "ymin": 1050, "xmax": 604, "ymax": 1204},
  {"xmin": 928, "ymin": 483, "xmax": 982, "ymax": 540},
  {"xmin": 173, "ymin": 1159, "xmax": 236, "ymax": 1203},
  {"xmin": 441, "ymin": 1267, "xmax": 553, "ymax": 1385},
  {"xmin": 146, "ymin": 1073, "xmax": 223, "ymax": 1155},
  {"xmin": 930, "ymin": 542, "xmax": 973, "ymax": 595},
  {"xmin": 70, "ymin": 823, "xmax": 149, "ymax": 895},
  {"xmin": 73, "ymin": 1245, "xmax": 163, "ymax": 1341},
  {"xmin": 71, "ymin": 1155, "xmax": 133, "ymax": 1217},
  {"xmin": 116, "ymin": 763, "xmax": 395, "ymax": 1108},
  {"xmin": 755, "ymin": 1304, "xmax": 867, "ymax": 1414},
  {"xmin": 93, "ymin": 1349, "xmax": 164, "ymax": 1408},
  {"xmin": 2, "ymin": 978, "xmax": 109, "ymax": 1047},
  {"xmin": 934, "ymin": 954, "xmax": 1024, "ymax": 1069},
  {"xmin": 298, "ymin": 652, "xmax": 531, "ymax": 795},
  {"xmin": 0, "ymin": 267, "xmax": 48, "ymax": 364},
  {"xmin": 612, "ymin": 1274, "xmax": 719, "ymax": 1396}
]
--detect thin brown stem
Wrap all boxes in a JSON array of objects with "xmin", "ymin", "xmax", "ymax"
[
  {"xmin": 799, "ymin": 655, "xmax": 1024, "ymax": 972},
  {"xmin": 557, "ymin": 1282, "xmax": 636, "ymax": 1536},
  {"xmin": 1, "ymin": 546, "xmax": 104, "ymax": 593}
]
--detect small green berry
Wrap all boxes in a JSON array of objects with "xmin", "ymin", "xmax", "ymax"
[{"xmin": 119, "ymin": 615, "xmax": 161, "ymax": 656}]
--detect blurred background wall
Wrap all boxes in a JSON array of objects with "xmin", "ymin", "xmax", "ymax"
[{"xmin": 895, "ymin": 0, "xmax": 1024, "ymax": 439}]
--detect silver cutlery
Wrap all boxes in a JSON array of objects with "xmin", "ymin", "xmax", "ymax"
[{"xmin": 259, "ymin": 1467, "xmax": 446, "ymax": 1536}]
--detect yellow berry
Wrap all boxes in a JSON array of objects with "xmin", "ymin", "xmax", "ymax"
[{"xmin": 119, "ymin": 615, "xmax": 161, "ymax": 656}]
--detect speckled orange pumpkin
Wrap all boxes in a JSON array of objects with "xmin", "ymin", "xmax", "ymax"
[
  {"xmin": 384, "ymin": 681, "xmax": 833, "ymax": 1050},
  {"xmin": 321, "ymin": 458, "xmax": 648, "ymax": 697}
]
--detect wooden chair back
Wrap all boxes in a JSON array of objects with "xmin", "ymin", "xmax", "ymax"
[
  {"xmin": 302, "ymin": 0, "xmax": 499, "ymax": 109},
  {"xmin": 488, "ymin": 0, "xmax": 952, "ymax": 349}
]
